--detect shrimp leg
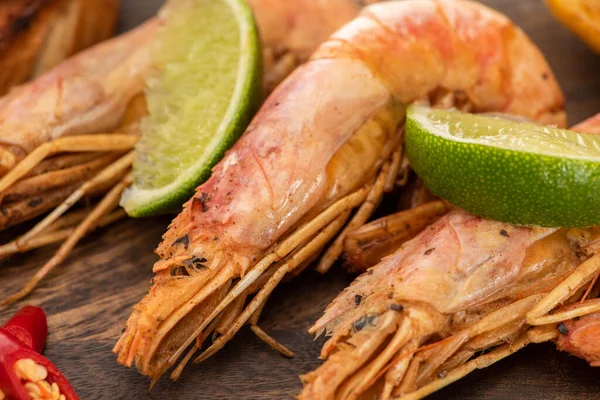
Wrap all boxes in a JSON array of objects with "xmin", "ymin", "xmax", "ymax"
[
  {"xmin": 343, "ymin": 200, "xmax": 452, "ymax": 273},
  {"xmin": 527, "ymin": 253, "xmax": 600, "ymax": 325},
  {"xmin": 0, "ymin": 134, "xmax": 137, "ymax": 193},
  {"xmin": 317, "ymin": 158, "xmax": 393, "ymax": 273},
  {"xmin": 400, "ymin": 333, "xmax": 531, "ymax": 400},
  {"xmin": 0, "ymin": 172, "xmax": 131, "ymax": 306}
]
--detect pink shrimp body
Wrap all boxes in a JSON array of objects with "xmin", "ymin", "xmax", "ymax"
[
  {"xmin": 0, "ymin": 0, "xmax": 373, "ymax": 173},
  {"xmin": 115, "ymin": 0, "xmax": 566, "ymax": 383},
  {"xmin": 558, "ymin": 311, "xmax": 600, "ymax": 366},
  {"xmin": 552, "ymin": 112, "xmax": 600, "ymax": 368},
  {"xmin": 250, "ymin": 0, "xmax": 381, "ymax": 61},
  {"xmin": 302, "ymin": 210, "xmax": 588, "ymax": 399},
  {"xmin": 302, "ymin": 112, "xmax": 600, "ymax": 400},
  {"xmin": 250, "ymin": 0, "xmax": 383, "ymax": 91},
  {"xmin": 0, "ymin": 19, "xmax": 156, "ymax": 160}
]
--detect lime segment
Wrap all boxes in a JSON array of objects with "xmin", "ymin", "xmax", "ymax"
[
  {"xmin": 121, "ymin": 0, "xmax": 262, "ymax": 217},
  {"xmin": 405, "ymin": 105, "xmax": 600, "ymax": 227}
]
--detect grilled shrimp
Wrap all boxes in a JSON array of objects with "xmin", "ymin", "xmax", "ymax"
[
  {"xmin": 250, "ymin": 0, "xmax": 381, "ymax": 92},
  {"xmin": 301, "ymin": 211, "xmax": 582, "ymax": 399},
  {"xmin": 114, "ymin": 0, "xmax": 565, "ymax": 385},
  {"xmin": 301, "ymin": 113, "xmax": 600, "ymax": 399},
  {"xmin": 343, "ymin": 200, "xmax": 449, "ymax": 273},
  {"xmin": 0, "ymin": 0, "xmax": 373, "ymax": 306},
  {"xmin": 0, "ymin": 0, "xmax": 370, "ymax": 222},
  {"xmin": 0, "ymin": 0, "xmax": 119, "ymax": 95},
  {"xmin": 556, "ymin": 310, "xmax": 600, "ymax": 366}
]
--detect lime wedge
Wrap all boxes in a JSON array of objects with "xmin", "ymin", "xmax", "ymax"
[
  {"xmin": 405, "ymin": 105, "xmax": 600, "ymax": 227},
  {"xmin": 121, "ymin": 0, "xmax": 262, "ymax": 217}
]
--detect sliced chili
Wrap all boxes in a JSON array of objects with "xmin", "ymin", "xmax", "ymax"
[{"xmin": 0, "ymin": 306, "xmax": 79, "ymax": 400}]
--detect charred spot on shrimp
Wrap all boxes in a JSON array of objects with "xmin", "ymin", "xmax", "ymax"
[
  {"xmin": 354, "ymin": 295, "xmax": 362, "ymax": 306},
  {"xmin": 500, "ymin": 229, "xmax": 510, "ymax": 237},
  {"xmin": 191, "ymin": 192, "xmax": 210, "ymax": 213},
  {"xmin": 352, "ymin": 313, "xmax": 379, "ymax": 333},
  {"xmin": 169, "ymin": 266, "xmax": 190, "ymax": 277},
  {"xmin": 172, "ymin": 234, "xmax": 189, "ymax": 249},
  {"xmin": 182, "ymin": 256, "xmax": 208, "ymax": 270},
  {"xmin": 389, "ymin": 304, "xmax": 404, "ymax": 312}
]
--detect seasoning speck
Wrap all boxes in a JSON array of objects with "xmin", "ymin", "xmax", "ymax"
[
  {"xmin": 424, "ymin": 248, "xmax": 435, "ymax": 255},
  {"xmin": 557, "ymin": 323, "xmax": 569, "ymax": 335},
  {"xmin": 390, "ymin": 304, "xmax": 404, "ymax": 312},
  {"xmin": 500, "ymin": 229, "xmax": 509, "ymax": 237},
  {"xmin": 352, "ymin": 313, "xmax": 378, "ymax": 333},
  {"xmin": 27, "ymin": 198, "xmax": 42, "ymax": 208},
  {"xmin": 192, "ymin": 192, "xmax": 210, "ymax": 212},
  {"xmin": 354, "ymin": 294, "xmax": 362, "ymax": 306}
]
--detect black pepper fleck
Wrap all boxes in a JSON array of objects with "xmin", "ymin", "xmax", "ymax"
[
  {"xmin": 557, "ymin": 323, "xmax": 569, "ymax": 335},
  {"xmin": 500, "ymin": 229, "xmax": 509, "ymax": 237},
  {"xmin": 424, "ymin": 248, "xmax": 435, "ymax": 255},
  {"xmin": 354, "ymin": 295, "xmax": 362, "ymax": 306},
  {"xmin": 192, "ymin": 192, "xmax": 210, "ymax": 212},
  {"xmin": 352, "ymin": 313, "xmax": 378, "ymax": 333},
  {"xmin": 27, "ymin": 198, "xmax": 42, "ymax": 208},
  {"xmin": 390, "ymin": 304, "xmax": 404, "ymax": 312}
]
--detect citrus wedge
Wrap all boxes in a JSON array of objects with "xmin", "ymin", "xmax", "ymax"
[
  {"xmin": 121, "ymin": 0, "xmax": 262, "ymax": 217},
  {"xmin": 546, "ymin": 0, "xmax": 600, "ymax": 54},
  {"xmin": 406, "ymin": 105, "xmax": 600, "ymax": 227}
]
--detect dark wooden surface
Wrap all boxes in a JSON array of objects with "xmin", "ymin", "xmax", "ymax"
[{"xmin": 2, "ymin": 0, "xmax": 600, "ymax": 399}]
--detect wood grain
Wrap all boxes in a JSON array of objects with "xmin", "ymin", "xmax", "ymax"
[{"xmin": 2, "ymin": 0, "xmax": 600, "ymax": 399}]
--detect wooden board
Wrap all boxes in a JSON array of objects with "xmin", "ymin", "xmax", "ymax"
[{"xmin": 2, "ymin": 0, "xmax": 600, "ymax": 398}]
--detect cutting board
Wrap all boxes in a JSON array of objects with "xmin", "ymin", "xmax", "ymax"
[{"xmin": 1, "ymin": 0, "xmax": 600, "ymax": 398}]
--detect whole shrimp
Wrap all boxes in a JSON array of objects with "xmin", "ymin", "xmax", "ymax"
[
  {"xmin": 250, "ymin": 0, "xmax": 381, "ymax": 92},
  {"xmin": 0, "ymin": 0, "xmax": 375, "ymax": 306},
  {"xmin": 301, "ymin": 211, "xmax": 583, "ymax": 399},
  {"xmin": 0, "ymin": 0, "xmax": 372, "ymax": 221},
  {"xmin": 0, "ymin": 0, "xmax": 119, "ymax": 95},
  {"xmin": 114, "ymin": 0, "xmax": 564, "ymax": 385},
  {"xmin": 300, "ymin": 118, "xmax": 600, "ymax": 400}
]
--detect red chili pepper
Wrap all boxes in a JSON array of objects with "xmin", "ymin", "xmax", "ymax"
[{"xmin": 0, "ymin": 306, "xmax": 79, "ymax": 400}]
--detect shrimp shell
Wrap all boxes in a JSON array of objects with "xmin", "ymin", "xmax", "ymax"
[{"xmin": 115, "ymin": 0, "xmax": 566, "ymax": 384}]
